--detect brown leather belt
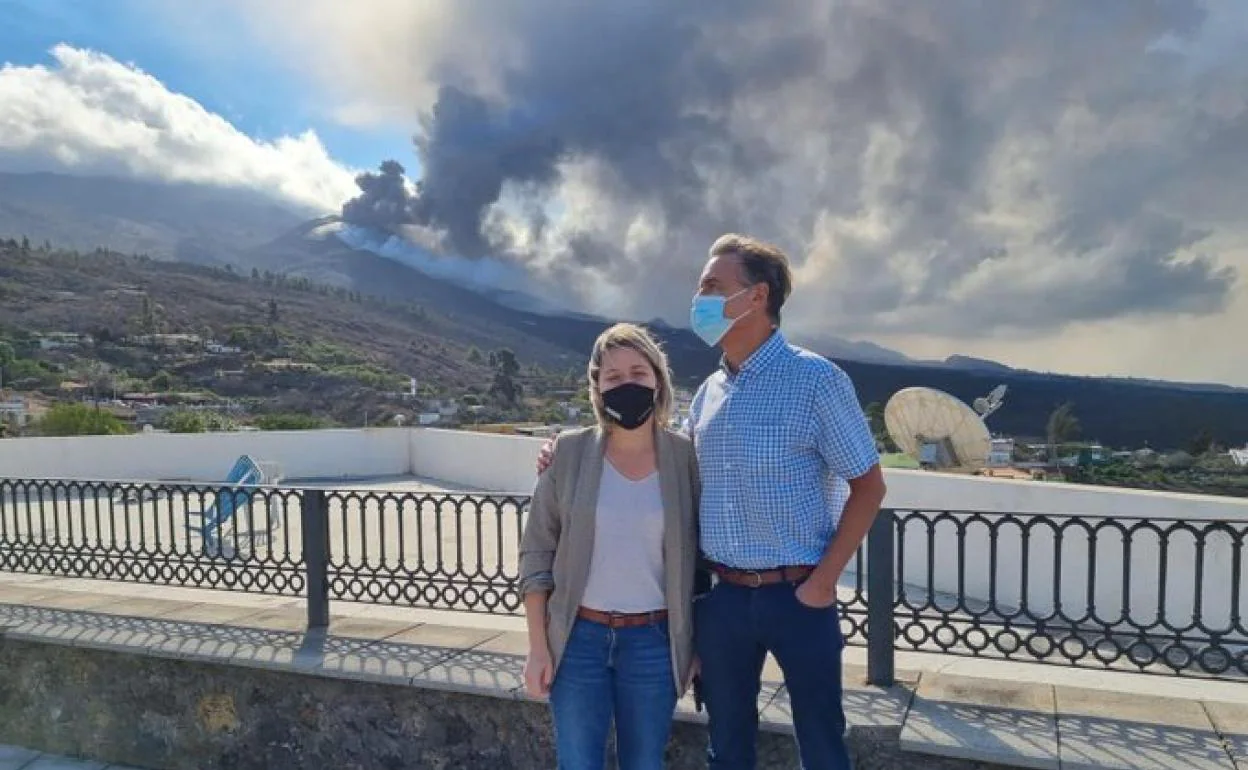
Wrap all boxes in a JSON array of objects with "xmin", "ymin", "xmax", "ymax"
[
  {"xmin": 709, "ymin": 562, "xmax": 815, "ymax": 588},
  {"xmin": 576, "ymin": 607, "xmax": 668, "ymax": 628}
]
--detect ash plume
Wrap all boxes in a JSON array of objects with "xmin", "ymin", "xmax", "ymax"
[
  {"xmin": 325, "ymin": 0, "xmax": 1246, "ymax": 337},
  {"xmin": 340, "ymin": 160, "xmax": 415, "ymax": 231}
]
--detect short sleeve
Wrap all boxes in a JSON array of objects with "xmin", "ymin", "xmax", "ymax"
[{"xmin": 811, "ymin": 361, "xmax": 879, "ymax": 480}]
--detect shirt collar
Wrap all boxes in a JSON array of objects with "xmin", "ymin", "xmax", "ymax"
[{"xmin": 720, "ymin": 329, "xmax": 787, "ymax": 380}]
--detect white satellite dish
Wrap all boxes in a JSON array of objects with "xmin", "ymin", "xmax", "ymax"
[
  {"xmin": 884, "ymin": 387, "xmax": 992, "ymax": 470},
  {"xmin": 972, "ymin": 384, "xmax": 1008, "ymax": 419}
]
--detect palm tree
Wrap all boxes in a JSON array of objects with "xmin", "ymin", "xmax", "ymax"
[{"xmin": 1046, "ymin": 402, "xmax": 1081, "ymax": 460}]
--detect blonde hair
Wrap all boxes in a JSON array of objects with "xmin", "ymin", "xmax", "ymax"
[{"xmin": 587, "ymin": 323, "xmax": 674, "ymax": 430}]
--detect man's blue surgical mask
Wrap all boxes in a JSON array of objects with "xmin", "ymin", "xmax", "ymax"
[{"xmin": 689, "ymin": 287, "xmax": 752, "ymax": 347}]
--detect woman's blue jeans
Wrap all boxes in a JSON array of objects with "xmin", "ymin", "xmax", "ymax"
[{"xmin": 549, "ymin": 617, "xmax": 677, "ymax": 770}]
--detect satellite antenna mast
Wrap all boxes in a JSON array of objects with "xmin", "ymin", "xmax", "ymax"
[
  {"xmin": 972, "ymin": 384, "xmax": 1008, "ymax": 421},
  {"xmin": 884, "ymin": 387, "xmax": 994, "ymax": 471}
]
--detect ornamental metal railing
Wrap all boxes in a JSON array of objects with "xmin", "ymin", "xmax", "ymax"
[{"xmin": 1, "ymin": 478, "xmax": 1244, "ymax": 684}]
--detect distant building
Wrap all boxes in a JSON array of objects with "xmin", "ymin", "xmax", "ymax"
[
  {"xmin": 258, "ymin": 359, "xmax": 317, "ymax": 372},
  {"xmin": 129, "ymin": 334, "xmax": 202, "ymax": 349},
  {"xmin": 987, "ymin": 437, "xmax": 1014, "ymax": 467},
  {"xmin": 38, "ymin": 332, "xmax": 91, "ymax": 350},
  {"xmin": 0, "ymin": 396, "xmax": 32, "ymax": 427},
  {"xmin": 1230, "ymin": 447, "xmax": 1248, "ymax": 467},
  {"xmin": 425, "ymin": 399, "xmax": 460, "ymax": 418},
  {"xmin": 205, "ymin": 342, "xmax": 242, "ymax": 354}
]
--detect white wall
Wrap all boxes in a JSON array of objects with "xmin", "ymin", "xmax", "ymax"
[
  {"xmin": 882, "ymin": 468, "xmax": 1248, "ymax": 521},
  {"xmin": 409, "ymin": 428, "xmax": 545, "ymax": 496},
  {"xmin": 0, "ymin": 428, "xmax": 412, "ymax": 482}
]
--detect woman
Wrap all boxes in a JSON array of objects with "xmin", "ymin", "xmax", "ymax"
[{"xmin": 518, "ymin": 322, "xmax": 700, "ymax": 770}]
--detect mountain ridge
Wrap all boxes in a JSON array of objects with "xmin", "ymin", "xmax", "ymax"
[{"xmin": 2, "ymin": 171, "xmax": 1247, "ymax": 449}]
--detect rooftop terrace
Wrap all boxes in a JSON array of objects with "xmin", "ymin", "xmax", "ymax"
[{"xmin": 1, "ymin": 426, "xmax": 1246, "ymax": 768}]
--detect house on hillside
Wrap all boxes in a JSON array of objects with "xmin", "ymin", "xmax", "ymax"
[
  {"xmin": 1231, "ymin": 447, "xmax": 1248, "ymax": 467},
  {"xmin": 38, "ymin": 332, "xmax": 91, "ymax": 350},
  {"xmin": 129, "ymin": 333, "xmax": 202, "ymax": 349},
  {"xmin": 0, "ymin": 395, "xmax": 32, "ymax": 427}
]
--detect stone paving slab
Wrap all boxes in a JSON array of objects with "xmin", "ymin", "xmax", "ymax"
[
  {"xmin": 0, "ymin": 744, "xmax": 40, "ymax": 770},
  {"xmin": 899, "ymin": 672, "xmax": 1060, "ymax": 769},
  {"xmin": 19, "ymin": 757, "xmax": 107, "ymax": 770},
  {"xmin": 760, "ymin": 662, "xmax": 919, "ymax": 736},
  {"xmin": 1204, "ymin": 700, "xmax": 1248, "ymax": 768},
  {"xmin": 1054, "ymin": 685, "xmax": 1235, "ymax": 770},
  {"xmin": 142, "ymin": 601, "xmax": 269, "ymax": 625},
  {"xmin": 0, "ymin": 744, "xmax": 139, "ymax": 770}
]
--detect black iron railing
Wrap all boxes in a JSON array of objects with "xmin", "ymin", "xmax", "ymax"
[
  {"xmin": 0, "ymin": 479, "xmax": 304, "ymax": 595},
  {"xmin": 1, "ymin": 478, "xmax": 1244, "ymax": 684},
  {"xmin": 886, "ymin": 508, "xmax": 1248, "ymax": 678}
]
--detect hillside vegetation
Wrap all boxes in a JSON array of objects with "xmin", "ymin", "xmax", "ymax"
[{"xmin": 2, "ymin": 231, "xmax": 1248, "ymax": 450}]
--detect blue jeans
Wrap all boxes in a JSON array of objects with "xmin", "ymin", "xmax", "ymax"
[
  {"xmin": 549, "ymin": 617, "xmax": 678, "ymax": 770},
  {"xmin": 695, "ymin": 580, "xmax": 850, "ymax": 769}
]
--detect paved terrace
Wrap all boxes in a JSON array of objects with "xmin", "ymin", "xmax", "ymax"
[
  {"xmin": 2, "ymin": 427, "xmax": 1248, "ymax": 768},
  {"xmin": 2, "ymin": 571, "xmax": 1247, "ymax": 769}
]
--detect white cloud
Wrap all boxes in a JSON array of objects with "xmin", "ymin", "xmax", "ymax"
[{"xmin": 0, "ymin": 44, "xmax": 357, "ymax": 213}]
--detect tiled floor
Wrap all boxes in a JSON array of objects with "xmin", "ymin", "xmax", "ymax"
[{"xmin": 0, "ymin": 744, "xmax": 143, "ymax": 770}]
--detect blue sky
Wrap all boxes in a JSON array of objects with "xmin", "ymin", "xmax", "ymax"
[{"xmin": 0, "ymin": 0, "xmax": 413, "ymax": 172}]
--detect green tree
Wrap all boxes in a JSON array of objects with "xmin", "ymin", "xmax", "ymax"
[
  {"xmin": 226, "ymin": 327, "xmax": 251, "ymax": 349},
  {"xmin": 0, "ymin": 341, "xmax": 13, "ymax": 386},
  {"xmin": 863, "ymin": 401, "xmax": 897, "ymax": 452},
  {"xmin": 1188, "ymin": 428, "xmax": 1215, "ymax": 457},
  {"xmin": 1047, "ymin": 402, "xmax": 1081, "ymax": 457},
  {"xmin": 165, "ymin": 410, "xmax": 207, "ymax": 433},
  {"xmin": 139, "ymin": 295, "xmax": 160, "ymax": 334},
  {"xmin": 38, "ymin": 403, "xmax": 128, "ymax": 436},
  {"xmin": 267, "ymin": 298, "xmax": 280, "ymax": 324},
  {"xmin": 467, "ymin": 347, "xmax": 484, "ymax": 365},
  {"xmin": 78, "ymin": 360, "xmax": 115, "ymax": 402},
  {"xmin": 255, "ymin": 413, "xmax": 329, "ymax": 430},
  {"xmin": 489, "ymin": 348, "xmax": 522, "ymax": 405}
]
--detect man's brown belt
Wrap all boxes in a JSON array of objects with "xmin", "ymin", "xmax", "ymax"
[
  {"xmin": 708, "ymin": 563, "xmax": 815, "ymax": 588},
  {"xmin": 576, "ymin": 607, "xmax": 669, "ymax": 628}
]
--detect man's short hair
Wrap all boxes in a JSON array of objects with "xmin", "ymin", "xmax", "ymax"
[{"xmin": 709, "ymin": 233, "xmax": 793, "ymax": 323}]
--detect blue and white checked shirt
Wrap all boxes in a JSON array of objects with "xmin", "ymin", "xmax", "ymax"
[{"xmin": 684, "ymin": 330, "xmax": 879, "ymax": 569}]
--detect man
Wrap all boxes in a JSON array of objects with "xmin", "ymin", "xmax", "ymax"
[{"xmin": 539, "ymin": 233, "xmax": 886, "ymax": 769}]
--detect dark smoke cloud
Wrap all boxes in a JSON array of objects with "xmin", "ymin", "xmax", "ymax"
[
  {"xmin": 341, "ymin": 160, "xmax": 415, "ymax": 231},
  {"xmin": 332, "ymin": 0, "xmax": 1244, "ymax": 337}
]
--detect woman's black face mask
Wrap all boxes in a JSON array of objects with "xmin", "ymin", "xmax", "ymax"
[{"xmin": 601, "ymin": 382, "xmax": 655, "ymax": 430}]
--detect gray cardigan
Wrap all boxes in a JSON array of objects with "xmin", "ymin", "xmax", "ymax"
[{"xmin": 518, "ymin": 424, "xmax": 700, "ymax": 695}]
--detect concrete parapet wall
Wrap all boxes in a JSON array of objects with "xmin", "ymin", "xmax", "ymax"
[{"xmin": 0, "ymin": 632, "xmax": 1013, "ymax": 770}]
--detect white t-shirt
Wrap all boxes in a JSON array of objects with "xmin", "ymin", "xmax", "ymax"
[{"xmin": 579, "ymin": 461, "xmax": 667, "ymax": 613}]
